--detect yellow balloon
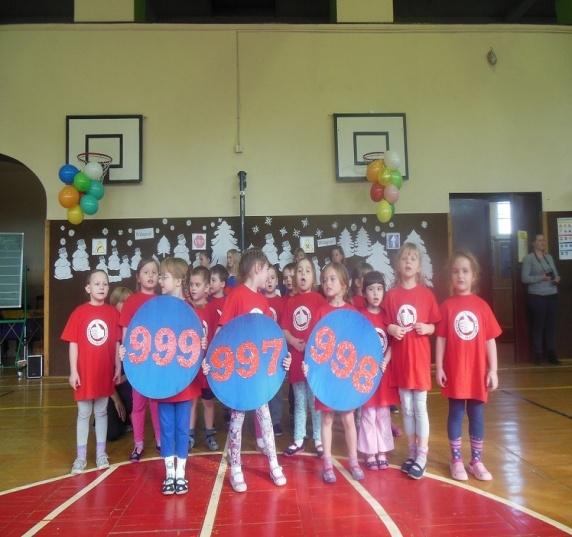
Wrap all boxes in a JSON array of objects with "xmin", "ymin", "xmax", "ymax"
[
  {"xmin": 366, "ymin": 159, "xmax": 385, "ymax": 183},
  {"xmin": 67, "ymin": 205, "xmax": 84, "ymax": 225},
  {"xmin": 376, "ymin": 200, "xmax": 393, "ymax": 224},
  {"xmin": 379, "ymin": 167, "xmax": 393, "ymax": 187}
]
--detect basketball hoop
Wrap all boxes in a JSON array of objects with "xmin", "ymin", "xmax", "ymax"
[
  {"xmin": 362, "ymin": 151, "xmax": 385, "ymax": 164},
  {"xmin": 77, "ymin": 152, "xmax": 112, "ymax": 182}
]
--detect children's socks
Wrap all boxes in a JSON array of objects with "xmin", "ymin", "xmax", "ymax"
[
  {"xmin": 77, "ymin": 445, "xmax": 87, "ymax": 460},
  {"xmin": 408, "ymin": 443, "xmax": 416, "ymax": 461},
  {"xmin": 470, "ymin": 437, "xmax": 483, "ymax": 463},
  {"xmin": 96, "ymin": 442, "xmax": 106, "ymax": 457},
  {"xmin": 164, "ymin": 456, "xmax": 175, "ymax": 479},
  {"xmin": 450, "ymin": 437, "xmax": 462, "ymax": 461},
  {"xmin": 415, "ymin": 446, "xmax": 428, "ymax": 468},
  {"xmin": 175, "ymin": 457, "xmax": 187, "ymax": 479}
]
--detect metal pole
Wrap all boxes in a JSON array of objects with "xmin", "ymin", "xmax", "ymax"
[{"xmin": 237, "ymin": 171, "xmax": 247, "ymax": 251}]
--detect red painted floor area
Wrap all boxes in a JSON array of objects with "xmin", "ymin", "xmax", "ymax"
[{"xmin": 0, "ymin": 454, "xmax": 569, "ymax": 537}]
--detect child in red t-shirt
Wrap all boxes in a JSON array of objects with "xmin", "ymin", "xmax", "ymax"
[
  {"xmin": 309, "ymin": 262, "xmax": 364, "ymax": 484},
  {"xmin": 205, "ymin": 248, "xmax": 291, "ymax": 493},
  {"xmin": 118, "ymin": 258, "xmax": 161, "ymax": 462},
  {"xmin": 62, "ymin": 270, "xmax": 121, "ymax": 474},
  {"xmin": 281, "ymin": 262, "xmax": 296, "ymax": 297},
  {"xmin": 185, "ymin": 265, "xmax": 219, "ymax": 452},
  {"xmin": 209, "ymin": 264, "xmax": 228, "ymax": 321},
  {"xmin": 435, "ymin": 251, "xmax": 501, "ymax": 482},
  {"xmin": 282, "ymin": 257, "xmax": 326, "ymax": 457},
  {"xmin": 384, "ymin": 243, "xmax": 441, "ymax": 480},
  {"xmin": 357, "ymin": 271, "xmax": 399, "ymax": 470},
  {"xmin": 350, "ymin": 261, "xmax": 373, "ymax": 310}
]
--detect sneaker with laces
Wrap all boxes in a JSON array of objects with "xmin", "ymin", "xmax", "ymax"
[
  {"xmin": 449, "ymin": 460, "xmax": 468, "ymax": 481},
  {"xmin": 468, "ymin": 460, "xmax": 492, "ymax": 481},
  {"xmin": 96, "ymin": 453, "xmax": 110, "ymax": 470},
  {"xmin": 71, "ymin": 458, "xmax": 87, "ymax": 475}
]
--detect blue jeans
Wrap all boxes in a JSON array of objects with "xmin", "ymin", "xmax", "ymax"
[{"xmin": 159, "ymin": 400, "xmax": 192, "ymax": 459}]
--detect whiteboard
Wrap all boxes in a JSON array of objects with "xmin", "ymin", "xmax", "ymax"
[{"xmin": 0, "ymin": 233, "xmax": 24, "ymax": 308}]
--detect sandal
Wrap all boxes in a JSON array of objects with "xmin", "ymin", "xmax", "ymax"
[
  {"xmin": 365, "ymin": 457, "xmax": 379, "ymax": 471},
  {"xmin": 450, "ymin": 460, "xmax": 468, "ymax": 481},
  {"xmin": 175, "ymin": 478, "xmax": 189, "ymax": 495},
  {"xmin": 315, "ymin": 442, "xmax": 324, "ymax": 458},
  {"xmin": 349, "ymin": 464, "xmax": 364, "ymax": 481},
  {"xmin": 229, "ymin": 467, "xmax": 247, "ymax": 493},
  {"xmin": 408, "ymin": 462, "xmax": 426, "ymax": 480},
  {"xmin": 161, "ymin": 477, "xmax": 176, "ymax": 495},
  {"xmin": 129, "ymin": 448, "xmax": 143, "ymax": 462},
  {"xmin": 269, "ymin": 465, "xmax": 287, "ymax": 487},
  {"xmin": 322, "ymin": 467, "xmax": 336, "ymax": 484},
  {"xmin": 376, "ymin": 456, "xmax": 389, "ymax": 470},
  {"xmin": 205, "ymin": 431, "xmax": 219, "ymax": 452},
  {"xmin": 284, "ymin": 443, "xmax": 304, "ymax": 456},
  {"xmin": 400, "ymin": 458, "xmax": 415, "ymax": 474}
]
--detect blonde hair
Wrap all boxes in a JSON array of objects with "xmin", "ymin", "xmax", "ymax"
[
  {"xmin": 109, "ymin": 286, "xmax": 133, "ymax": 306},
  {"xmin": 395, "ymin": 242, "xmax": 427, "ymax": 285},
  {"xmin": 227, "ymin": 248, "xmax": 241, "ymax": 276},
  {"xmin": 294, "ymin": 257, "xmax": 317, "ymax": 292},
  {"xmin": 160, "ymin": 257, "xmax": 189, "ymax": 282},
  {"xmin": 447, "ymin": 250, "xmax": 481, "ymax": 294},
  {"xmin": 321, "ymin": 262, "xmax": 350, "ymax": 302}
]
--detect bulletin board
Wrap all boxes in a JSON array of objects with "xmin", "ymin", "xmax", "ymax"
[{"xmin": 48, "ymin": 212, "xmax": 447, "ymax": 375}]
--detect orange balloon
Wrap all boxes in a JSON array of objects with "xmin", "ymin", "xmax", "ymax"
[
  {"xmin": 67, "ymin": 205, "xmax": 84, "ymax": 225},
  {"xmin": 58, "ymin": 185, "xmax": 80, "ymax": 209},
  {"xmin": 366, "ymin": 159, "xmax": 385, "ymax": 183}
]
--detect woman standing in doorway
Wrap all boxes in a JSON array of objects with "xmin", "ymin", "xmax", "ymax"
[{"xmin": 521, "ymin": 234, "xmax": 561, "ymax": 365}]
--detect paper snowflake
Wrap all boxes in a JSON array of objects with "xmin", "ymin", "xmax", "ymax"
[
  {"xmin": 218, "ymin": 218, "xmax": 222, "ymax": 223},
  {"xmin": 389, "ymin": 222, "xmax": 395, "ymax": 228},
  {"xmin": 186, "ymin": 220, "xmax": 191, "ymax": 227},
  {"xmin": 111, "ymin": 240, "xmax": 117, "ymax": 247},
  {"xmin": 279, "ymin": 227, "xmax": 288, "ymax": 236},
  {"xmin": 301, "ymin": 218, "xmax": 309, "ymax": 228},
  {"xmin": 332, "ymin": 222, "xmax": 338, "ymax": 230},
  {"xmin": 118, "ymin": 230, "xmax": 123, "ymax": 236},
  {"xmin": 252, "ymin": 225, "xmax": 260, "ymax": 234},
  {"xmin": 68, "ymin": 230, "xmax": 75, "ymax": 237},
  {"xmin": 362, "ymin": 217, "xmax": 367, "ymax": 223},
  {"xmin": 293, "ymin": 229, "xmax": 301, "ymax": 238},
  {"xmin": 60, "ymin": 238, "xmax": 66, "ymax": 245},
  {"xmin": 162, "ymin": 218, "xmax": 168, "ymax": 225},
  {"xmin": 381, "ymin": 232, "xmax": 386, "ymax": 238},
  {"xmin": 265, "ymin": 216, "xmax": 273, "ymax": 226},
  {"xmin": 102, "ymin": 228, "xmax": 108, "ymax": 236},
  {"xmin": 421, "ymin": 221, "xmax": 428, "ymax": 229},
  {"xmin": 350, "ymin": 223, "xmax": 357, "ymax": 232},
  {"xmin": 202, "ymin": 226, "xmax": 207, "ymax": 231},
  {"xmin": 155, "ymin": 228, "xmax": 160, "ymax": 233},
  {"xmin": 315, "ymin": 228, "xmax": 323, "ymax": 238},
  {"xmin": 170, "ymin": 225, "xmax": 175, "ymax": 231},
  {"xmin": 128, "ymin": 228, "xmax": 133, "ymax": 233},
  {"xmin": 375, "ymin": 226, "xmax": 381, "ymax": 232},
  {"xmin": 60, "ymin": 225, "xmax": 65, "ymax": 231},
  {"xmin": 211, "ymin": 222, "xmax": 215, "ymax": 228},
  {"xmin": 127, "ymin": 240, "xmax": 133, "ymax": 246}
]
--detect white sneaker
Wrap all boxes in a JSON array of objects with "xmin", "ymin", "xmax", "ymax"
[
  {"xmin": 96, "ymin": 453, "xmax": 110, "ymax": 470},
  {"xmin": 71, "ymin": 458, "xmax": 87, "ymax": 474}
]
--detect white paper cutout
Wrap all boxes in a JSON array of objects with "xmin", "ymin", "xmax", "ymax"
[{"xmin": 211, "ymin": 220, "xmax": 239, "ymax": 266}]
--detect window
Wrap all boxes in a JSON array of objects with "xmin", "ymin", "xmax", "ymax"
[{"xmin": 496, "ymin": 201, "xmax": 512, "ymax": 236}]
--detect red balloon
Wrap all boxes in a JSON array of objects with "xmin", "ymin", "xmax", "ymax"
[{"xmin": 370, "ymin": 183, "xmax": 384, "ymax": 202}]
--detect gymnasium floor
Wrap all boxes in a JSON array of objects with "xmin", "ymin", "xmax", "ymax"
[{"xmin": 1, "ymin": 354, "xmax": 571, "ymax": 536}]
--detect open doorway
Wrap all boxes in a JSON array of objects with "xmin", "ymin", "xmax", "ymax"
[
  {"xmin": 0, "ymin": 154, "xmax": 46, "ymax": 369},
  {"xmin": 449, "ymin": 192, "xmax": 542, "ymax": 363}
]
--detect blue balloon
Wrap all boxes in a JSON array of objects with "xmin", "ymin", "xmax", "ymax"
[
  {"xmin": 58, "ymin": 164, "xmax": 79, "ymax": 185},
  {"xmin": 206, "ymin": 314, "xmax": 287, "ymax": 411},
  {"xmin": 124, "ymin": 295, "xmax": 204, "ymax": 399},
  {"xmin": 304, "ymin": 310, "xmax": 383, "ymax": 411}
]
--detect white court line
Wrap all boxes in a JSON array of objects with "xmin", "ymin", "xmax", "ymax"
[
  {"xmin": 199, "ymin": 436, "xmax": 230, "ymax": 537},
  {"xmin": 332, "ymin": 458, "xmax": 403, "ymax": 537},
  {"xmin": 21, "ymin": 466, "xmax": 117, "ymax": 537}
]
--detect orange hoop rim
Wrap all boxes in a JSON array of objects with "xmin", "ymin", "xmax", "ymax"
[{"xmin": 76, "ymin": 152, "xmax": 112, "ymax": 180}]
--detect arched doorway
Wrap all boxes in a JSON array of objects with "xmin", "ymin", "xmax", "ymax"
[{"xmin": 0, "ymin": 154, "xmax": 47, "ymax": 370}]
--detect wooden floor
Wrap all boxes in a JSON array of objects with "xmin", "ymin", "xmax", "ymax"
[{"xmin": 1, "ymin": 351, "xmax": 571, "ymax": 535}]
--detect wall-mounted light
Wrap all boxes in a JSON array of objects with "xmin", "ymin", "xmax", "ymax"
[{"xmin": 486, "ymin": 48, "xmax": 497, "ymax": 66}]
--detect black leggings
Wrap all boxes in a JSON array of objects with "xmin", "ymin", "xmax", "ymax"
[{"xmin": 527, "ymin": 294, "xmax": 558, "ymax": 354}]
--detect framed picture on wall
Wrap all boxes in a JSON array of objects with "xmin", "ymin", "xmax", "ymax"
[
  {"xmin": 333, "ymin": 113, "xmax": 408, "ymax": 182},
  {"xmin": 66, "ymin": 115, "xmax": 143, "ymax": 184}
]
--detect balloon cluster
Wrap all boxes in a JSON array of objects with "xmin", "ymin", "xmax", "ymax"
[
  {"xmin": 366, "ymin": 150, "xmax": 403, "ymax": 224},
  {"xmin": 57, "ymin": 162, "xmax": 106, "ymax": 225}
]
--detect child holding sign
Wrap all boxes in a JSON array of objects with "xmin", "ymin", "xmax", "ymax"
[
  {"xmin": 62, "ymin": 270, "xmax": 121, "ymax": 474},
  {"xmin": 215, "ymin": 248, "xmax": 288, "ymax": 493},
  {"xmin": 119, "ymin": 258, "xmax": 162, "ymax": 461},
  {"xmin": 384, "ymin": 243, "xmax": 440, "ymax": 480},
  {"xmin": 312, "ymin": 262, "xmax": 364, "ymax": 483},
  {"xmin": 282, "ymin": 257, "xmax": 326, "ymax": 457},
  {"xmin": 357, "ymin": 271, "xmax": 399, "ymax": 470},
  {"xmin": 185, "ymin": 266, "xmax": 219, "ymax": 451},
  {"xmin": 435, "ymin": 252, "xmax": 501, "ymax": 481}
]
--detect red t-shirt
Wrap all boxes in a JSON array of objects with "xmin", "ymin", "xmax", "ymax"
[
  {"xmin": 219, "ymin": 284, "xmax": 272, "ymax": 326},
  {"xmin": 281, "ymin": 291, "xmax": 327, "ymax": 383},
  {"xmin": 360, "ymin": 308, "xmax": 399, "ymax": 407},
  {"xmin": 190, "ymin": 302, "xmax": 218, "ymax": 394},
  {"xmin": 382, "ymin": 285, "xmax": 441, "ymax": 391},
  {"xmin": 119, "ymin": 292, "xmax": 156, "ymax": 328},
  {"xmin": 313, "ymin": 302, "xmax": 356, "ymax": 413},
  {"xmin": 436, "ymin": 294, "xmax": 502, "ymax": 402},
  {"xmin": 267, "ymin": 295, "xmax": 286, "ymax": 324},
  {"xmin": 351, "ymin": 295, "xmax": 366, "ymax": 310},
  {"xmin": 208, "ymin": 295, "xmax": 227, "ymax": 324},
  {"xmin": 61, "ymin": 303, "xmax": 121, "ymax": 401}
]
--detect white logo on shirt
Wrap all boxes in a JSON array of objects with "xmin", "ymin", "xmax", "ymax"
[
  {"xmin": 293, "ymin": 306, "xmax": 311, "ymax": 331},
  {"xmin": 269, "ymin": 307, "xmax": 278, "ymax": 322},
  {"xmin": 375, "ymin": 327, "xmax": 388, "ymax": 353},
  {"xmin": 397, "ymin": 304, "xmax": 417, "ymax": 332},
  {"xmin": 86, "ymin": 319, "xmax": 109, "ymax": 346},
  {"xmin": 454, "ymin": 311, "xmax": 479, "ymax": 341},
  {"xmin": 250, "ymin": 308, "xmax": 264, "ymax": 315}
]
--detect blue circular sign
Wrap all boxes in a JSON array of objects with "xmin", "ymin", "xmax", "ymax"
[
  {"xmin": 124, "ymin": 295, "xmax": 203, "ymax": 399},
  {"xmin": 205, "ymin": 313, "xmax": 287, "ymax": 411},
  {"xmin": 304, "ymin": 310, "xmax": 383, "ymax": 411}
]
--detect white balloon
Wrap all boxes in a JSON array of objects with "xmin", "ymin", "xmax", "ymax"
[
  {"xmin": 84, "ymin": 161, "xmax": 104, "ymax": 180},
  {"xmin": 384, "ymin": 150, "xmax": 401, "ymax": 170}
]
